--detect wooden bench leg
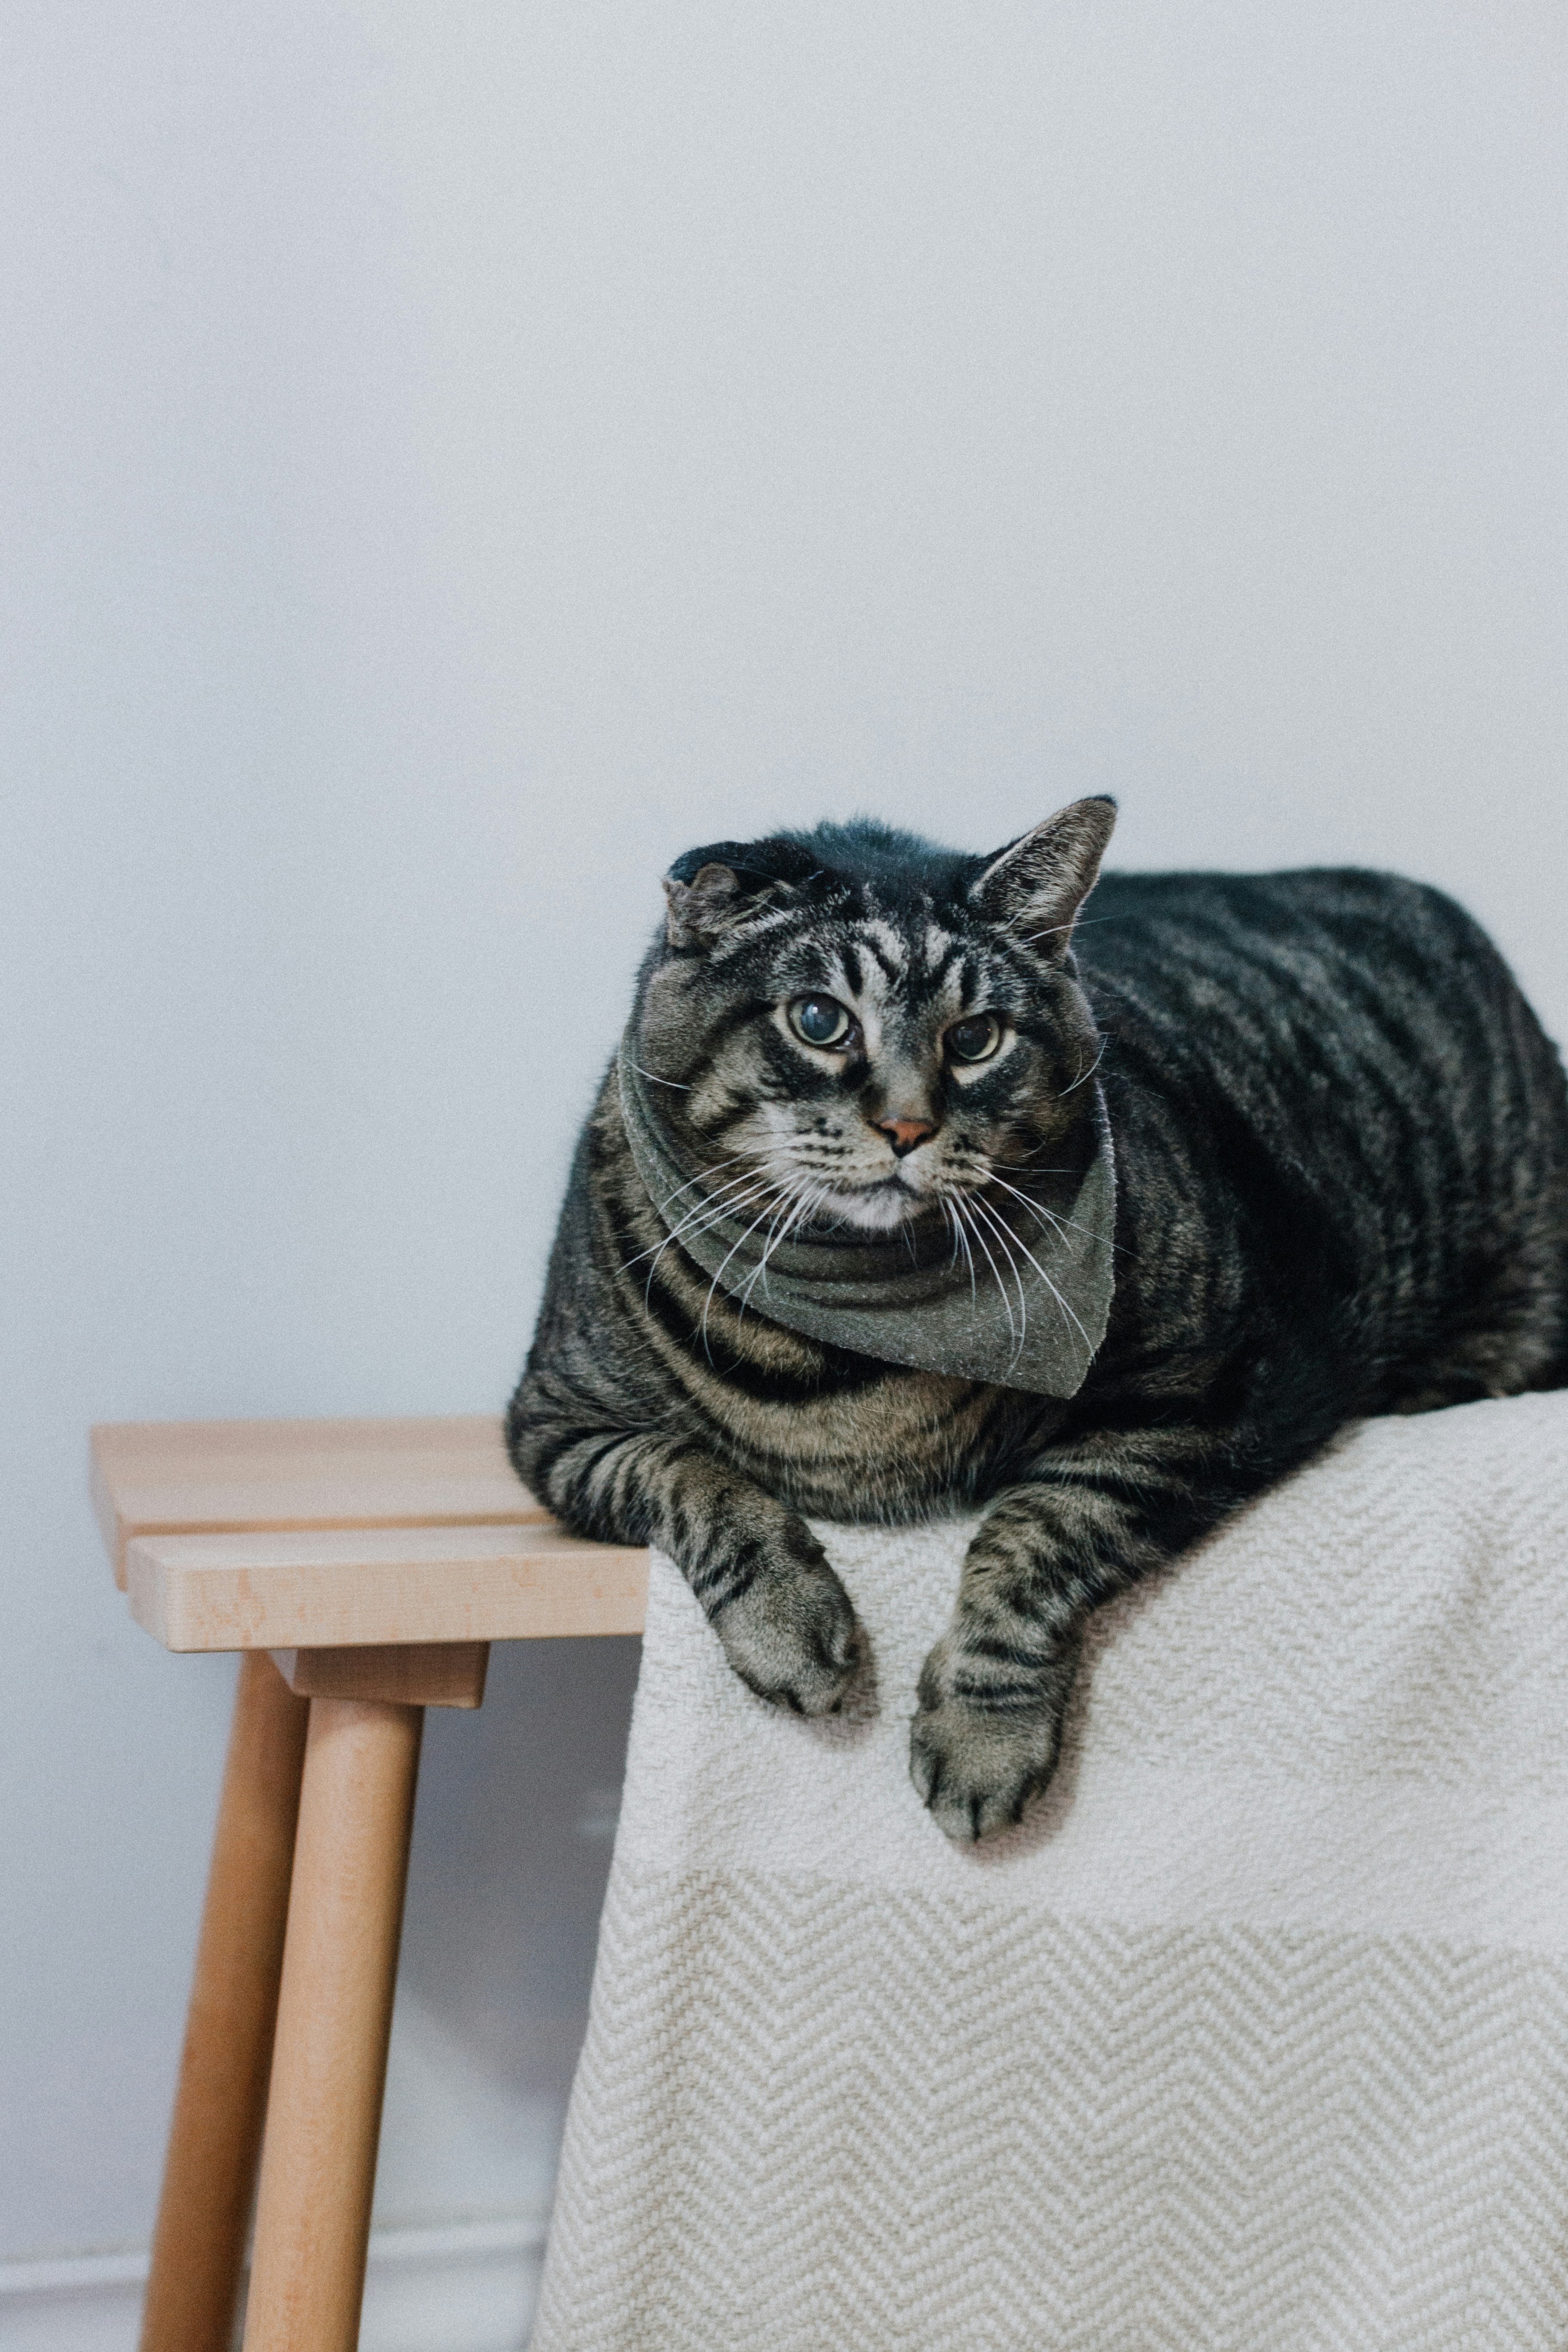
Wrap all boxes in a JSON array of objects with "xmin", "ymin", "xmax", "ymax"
[
  {"xmin": 242, "ymin": 1695, "xmax": 425, "ymax": 2352},
  {"xmin": 140, "ymin": 1652, "xmax": 310, "ymax": 2352}
]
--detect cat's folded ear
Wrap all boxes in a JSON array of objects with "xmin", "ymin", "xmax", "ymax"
[
  {"xmin": 663, "ymin": 862, "xmax": 747, "ymax": 949},
  {"xmin": 662, "ymin": 836, "xmax": 821, "ymax": 949},
  {"xmin": 969, "ymin": 797, "xmax": 1116, "ymax": 962}
]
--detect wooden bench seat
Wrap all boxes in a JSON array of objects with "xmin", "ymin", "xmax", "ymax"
[{"xmin": 92, "ymin": 1414, "xmax": 648, "ymax": 2352}]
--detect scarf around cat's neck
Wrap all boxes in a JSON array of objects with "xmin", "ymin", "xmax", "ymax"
[{"xmin": 616, "ymin": 1033, "xmax": 1117, "ymax": 1398}]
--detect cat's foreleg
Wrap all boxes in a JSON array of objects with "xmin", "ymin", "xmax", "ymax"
[
  {"xmin": 518, "ymin": 1414, "xmax": 863, "ymax": 1716},
  {"xmin": 911, "ymin": 1422, "xmax": 1236, "ymax": 1840}
]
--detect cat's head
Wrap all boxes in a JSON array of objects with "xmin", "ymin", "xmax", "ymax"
[{"xmin": 633, "ymin": 796, "xmax": 1115, "ymax": 1235}]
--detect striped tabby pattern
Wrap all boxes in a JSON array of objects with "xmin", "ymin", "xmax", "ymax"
[{"xmin": 509, "ymin": 800, "xmax": 1568, "ymax": 1839}]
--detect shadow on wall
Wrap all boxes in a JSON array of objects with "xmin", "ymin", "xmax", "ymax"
[{"xmin": 373, "ymin": 1636, "xmax": 644, "ymax": 2234}]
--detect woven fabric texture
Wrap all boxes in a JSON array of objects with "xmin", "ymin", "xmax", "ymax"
[{"xmin": 532, "ymin": 1392, "xmax": 1568, "ymax": 2351}]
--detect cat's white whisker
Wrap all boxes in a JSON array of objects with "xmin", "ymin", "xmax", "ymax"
[
  {"xmin": 628, "ymin": 1173, "xmax": 780, "ymax": 1302},
  {"xmin": 736, "ymin": 1182, "xmax": 816, "ymax": 1314},
  {"xmin": 654, "ymin": 1152, "xmax": 752, "ymax": 1215},
  {"xmin": 663, "ymin": 1176, "xmax": 778, "ymax": 1253},
  {"xmin": 1060, "ymin": 1037, "xmax": 1108, "ymax": 1094},
  {"xmin": 700, "ymin": 1187, "xmax": 792, "ymax": 1357},
  {"xmin": 975, "ymin": 1190, "xmax": 1096, "ymax": 1357},
  {"xmin": 954, "ymin": 1196, "xmax": 1016, "ymax": 1351},
  {"xmin": 940, "ymin": 1194, "xmax": 979, "ymax": 1304},
  {"xmin": 621, "ymin": 1165, "xmax": 772, "ymax": 1275},
  {"xmin": 755, "ymin": 1180, "xmax": 833, "ymax": 1300},
  {"xmin": 987, "ymin": 1172, "xmax": 1122, "ymax": 1258},
  {"xmin": 969, "ymin": 1194, "xmax": 1030, "ymax": 1366}
]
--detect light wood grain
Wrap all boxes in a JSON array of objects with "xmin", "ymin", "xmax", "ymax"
[
  {"xmin": 244, "ymin": 1697, "xmax": 422, "ymax": 2352},
  {"xmin": 271, "ymin": 1642, "xmax": 491, "ymax": 1708},
  {"xmin": 139, "ymin": 1654, "xmax": 309, "ymax": 2352},
  {"xmin": 90, "ymin": 1416, "xmax": 548, "ymax": 1590},
  {"xmin": 127, "ymin": 1522, "xmax": 649, "ymax": 1652}
]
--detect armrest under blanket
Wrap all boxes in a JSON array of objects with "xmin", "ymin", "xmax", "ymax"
[{"xmin": 535, "ymin": 1390, "xmax": 1568, "ymax": 2352}]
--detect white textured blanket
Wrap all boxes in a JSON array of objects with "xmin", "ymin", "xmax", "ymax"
[{"xmin": 532, "ymin": 1393, "xmax": 1568, "ymax": 2351}]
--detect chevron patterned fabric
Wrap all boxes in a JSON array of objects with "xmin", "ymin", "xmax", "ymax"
[{"xmin": 532, "ymin": 1392, "xmax": 1568, "ymax": 2350}]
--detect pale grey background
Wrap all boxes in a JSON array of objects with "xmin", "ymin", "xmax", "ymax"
[{"xmin": 3, "ymin": 0, "xmax": 1565, "ymax": 2318}]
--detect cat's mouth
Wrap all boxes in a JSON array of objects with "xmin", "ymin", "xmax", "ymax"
[{"xmin": 802, "ymin": 1170, "xmax": 938, "ymax": 1234}]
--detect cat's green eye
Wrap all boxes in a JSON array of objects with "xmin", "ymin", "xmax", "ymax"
[
  {"xmin": 947, "ymin": 1012, "xmax": 1003, "ymax": 1064},
  {"xmin": 789, "ymin": 995, "xmax": 853, "ymax": 1050}
]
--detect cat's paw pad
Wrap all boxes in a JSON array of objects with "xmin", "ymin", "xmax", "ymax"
[
  {"xmin": 909, "ymin": 1642, "xmax": 1068, "ymax": 1841},
  {"xmin": 716, "ymin": 1563, "xmax": 862, "ymax": 1718}
]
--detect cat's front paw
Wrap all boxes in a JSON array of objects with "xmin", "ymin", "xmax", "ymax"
[
  {"xmin": 909, "ymin": 1638, "xmax": 1070, "ymax": 1842},
  {"xmin": 714, "ymin": 1547, "xmax": 862, "ymax": 1718}
]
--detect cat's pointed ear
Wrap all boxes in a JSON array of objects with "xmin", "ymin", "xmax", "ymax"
[
  {"xmin": 969, "ymin": 797, "xmax": 1116, "ymax": 961},
  {"xmin": 662, "ymin": 862, "xmax": 745, "ymax": 949}
]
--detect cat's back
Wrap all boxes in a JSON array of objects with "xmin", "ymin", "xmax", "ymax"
[
  {"xmin": 1077, "ymin": 863, "xmax": 1558, "ymax": 1102},
  {"xmin": 1081, "ymin": 863, "xmax": 1494, "ymax": 1005},
  {"xmin": 1079, "ymin": 864, "xmax": 1568, "ymax": 1336}
]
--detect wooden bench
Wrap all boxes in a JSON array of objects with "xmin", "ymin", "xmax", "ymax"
[{"xmin": 92, "ymin": 1414, "xmax": 649, "ymax": 2352}]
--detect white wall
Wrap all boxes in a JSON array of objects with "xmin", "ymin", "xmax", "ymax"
[{"xmin": 3, "ymin": 0, "xmax": 1565, "ymax": 2339}]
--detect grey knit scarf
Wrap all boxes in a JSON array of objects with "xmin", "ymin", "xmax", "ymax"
[{"xmin": 617, "ymin": 1038, "xmax": 1116, "ymax": 1397}]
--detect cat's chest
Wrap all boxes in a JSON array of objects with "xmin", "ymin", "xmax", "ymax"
[{"xmin": 685, "ymin": 1351, "xmax": 1001, "ymax": 1515}]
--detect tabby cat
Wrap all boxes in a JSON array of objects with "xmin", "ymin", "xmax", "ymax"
[{"xmin": 508, "ymin": 799, "xmax": 1568, "ymax": 1841}]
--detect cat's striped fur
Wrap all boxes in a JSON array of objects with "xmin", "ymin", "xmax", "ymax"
[{"xmin": 508, "ymin": 800, "xmax": 1568, "ymax": 1840}]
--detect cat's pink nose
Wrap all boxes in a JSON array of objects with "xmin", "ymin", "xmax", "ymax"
[{"xmin": 878, "ymin": 1117, "xmax": 937, "ymax": 1158}]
